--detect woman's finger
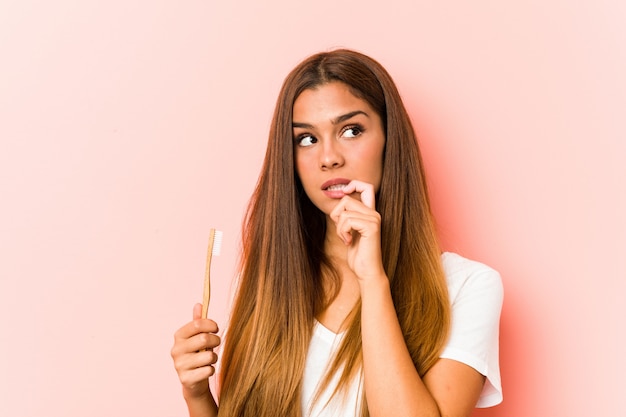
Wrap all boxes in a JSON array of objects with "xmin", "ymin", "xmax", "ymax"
[
  {"xmin": 178, "ymin": 364, "xmax": 216, "ymax": 387},
  {"xmin": 174, "ymin": 318, "xmax": 219, "ymax": 342},
  {"xmin": 334, "ymin": 209, "xmax": 380, "ymax": 245},
  {"xmin": 172, "ymin": 331, "xmax": 221, "ymax": 360},
  {"xmin": 342, "ymin": 180, "xmax": 376, "ymax": 209},
  {"xmin": 175, "ymin": 348, "xmax": 218, "ymax": 372},
  {"xmin": 330, "ymin": 195, "xmax": 376, "ymax": 225},
  {"xmin": 190, "ymin": 332, "xmax": 221, "ymax": 352}
]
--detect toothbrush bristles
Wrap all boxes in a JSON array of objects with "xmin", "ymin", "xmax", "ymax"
[{"xmin": 212, "ymin": 230, "xmax": 223, "ymax": 256}]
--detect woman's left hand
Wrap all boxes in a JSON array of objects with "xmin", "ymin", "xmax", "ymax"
[{"xmin": 329, "ymin": 180, "xmax": 386, "ymax": 282}]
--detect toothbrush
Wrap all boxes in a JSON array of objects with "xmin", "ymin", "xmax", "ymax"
[{"xmin": 202, "ymin": 228, "xmax": 223, "ymax": 319}]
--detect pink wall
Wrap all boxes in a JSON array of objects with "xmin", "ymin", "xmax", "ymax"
[{"xmin": 1, "ymin": 1, "xmax": 624, "ymax": 416}]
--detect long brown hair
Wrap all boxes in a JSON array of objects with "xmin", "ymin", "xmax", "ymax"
[{"xmin": 218, "ymin": 49, "xmax": 450, "ymax": 417}]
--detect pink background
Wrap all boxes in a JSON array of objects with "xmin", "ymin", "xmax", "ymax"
[{"xmin": 1, "ymin": 1, "xmax": 625, "ymax": 416}]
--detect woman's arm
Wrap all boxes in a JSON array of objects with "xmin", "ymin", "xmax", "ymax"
[
  {"xmin": 182, "ymin": 389, "xmax": 218, "ymax": 417},
  {"xmin": 171, "ymin": 303, "xmax": 221, "ymax": 417},
  {"xmin": 330, "ymin": 181, "xmax": 486, "ymax": 417},
  {"xmin": 359, "ymin": 276, "xmax": 484, "ymax": 417}
]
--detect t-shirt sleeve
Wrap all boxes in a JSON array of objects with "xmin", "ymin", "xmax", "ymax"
[{"xmin": 440, "ymin": 253, "xmax": 504, "ymax": 408}]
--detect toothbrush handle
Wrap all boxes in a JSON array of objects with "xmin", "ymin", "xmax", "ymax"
[{"xmin": 202, "ymin": 229, "xmax": 216, "ymax": 319}]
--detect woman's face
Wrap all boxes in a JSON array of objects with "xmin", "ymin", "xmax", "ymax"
[{"xmin": 293, "ymin": 81, "xmax": 386, "ymax": 216}]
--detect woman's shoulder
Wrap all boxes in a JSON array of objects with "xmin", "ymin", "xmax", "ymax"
[
  {"xmin": 440, "ymin": 252, "xmax": 503, "ymax": 304},
  {"xmin": 439, "ymin": 253, "xmax": 504, "ymax": 407}
]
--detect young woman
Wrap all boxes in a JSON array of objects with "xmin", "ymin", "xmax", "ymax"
[{"xmin": 171, "ymin": 49, "xmax": 503, "ymax": 417}]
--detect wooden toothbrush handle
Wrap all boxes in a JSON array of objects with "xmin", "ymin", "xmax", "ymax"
[{"xmin": 201, "ymin": 229, "xmax": 215, "ymax": 319}]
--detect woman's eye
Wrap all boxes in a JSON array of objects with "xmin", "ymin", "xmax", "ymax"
[
  {"xmin": 342, "ymin": 125, "xmax": 363, "ymax": 138},
  {"xmin": 297, "ymin": 134, "xmax": 317, "ymax": 147}
]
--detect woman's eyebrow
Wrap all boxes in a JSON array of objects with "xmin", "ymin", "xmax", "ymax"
[
  {"xmin": 332, "ymin": 110, "xmax": 369, "ymax": 124},
  {"xmin": 292, "ymin": 110, "xmax": 369, "ymax": 129}
]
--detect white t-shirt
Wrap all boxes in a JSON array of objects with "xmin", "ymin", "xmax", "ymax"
[{"xmin": 301, "ymin": 252, "xmax": 504, "ymax": 416}]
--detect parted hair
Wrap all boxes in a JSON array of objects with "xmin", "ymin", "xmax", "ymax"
[{"xmin": 217, "ymin": 49, "xmax": 450, "ymax": 417}]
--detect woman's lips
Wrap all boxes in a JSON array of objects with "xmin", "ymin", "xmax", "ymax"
[{"xmin": 321, "ymin": 178, "xmax": 350, "ymax": 198}]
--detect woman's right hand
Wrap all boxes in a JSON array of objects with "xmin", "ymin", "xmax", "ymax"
[{"xmin": 171, "ymin": 303, "xmax": 221, "ymax": 399}]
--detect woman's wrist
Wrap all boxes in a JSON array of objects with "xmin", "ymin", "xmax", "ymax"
[
  {"xmin": 183, "ymin": 386, "xmax": 218, "ymax": 417},
  {"xmin": 182, "ymin": 384, "xmax": 211, "ymax": 402},
  {"xmin": 358, "ymin": 273, "xmax": 390, "ymax": 299}
]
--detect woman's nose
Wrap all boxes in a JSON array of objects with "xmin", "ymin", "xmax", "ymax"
[{"xmin": 320, "ymin": 139, "xmax": 345, "ymax": 170}]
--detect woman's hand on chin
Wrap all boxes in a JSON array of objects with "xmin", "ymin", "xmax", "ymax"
[{"xmin": 329, "ymin": 180, "xmax": 387, "ymax": 283}]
